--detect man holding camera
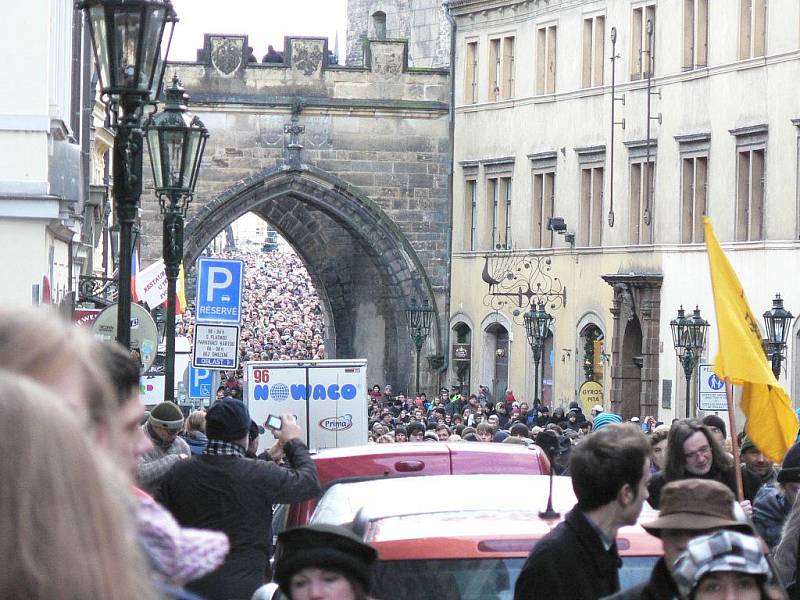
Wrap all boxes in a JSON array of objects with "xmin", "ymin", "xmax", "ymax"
[{"xmin": 157, "ymin": 400, "xmax": 320, "ymax": 600}]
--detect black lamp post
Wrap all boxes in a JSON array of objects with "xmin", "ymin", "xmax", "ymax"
[
  {"xmin": 79, "ymin": 0, "xmax": 177, "ymax": 348},
  {"xmin": 670, "ymin": 305, "xmax": 709, "ymax": 418},
  {"xmin": 145, "ymin": 76, "xmax": 208, "ymax": 402},
  {"xmin": 406, "ymin": 298, "xmax": 434, "ymax": 395},
  {"xmin": 763, "ymin": 293, "xmax": 794, "ymax": 379},
  {"xmin": 524, "ymin": 301, "xmax": 553, "ymax": 407}
]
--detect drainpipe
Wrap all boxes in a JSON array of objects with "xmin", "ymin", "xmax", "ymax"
[{"xmin": 438, "ymin": 6, "xmax": 457, "ymax": 388}]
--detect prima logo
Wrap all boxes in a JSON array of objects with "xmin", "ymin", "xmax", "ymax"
[{"xmin": 319, "ymin": 414, "xmax": 353, "ymax": 432}]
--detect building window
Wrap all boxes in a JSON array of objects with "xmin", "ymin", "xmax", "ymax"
[
  {"xmin": 489, "ymin": 176, "xmax": 512, "ymax": 249},
  {"xmin": 579, "ymin": 166, "xmax": 604, "ymax": 247},
  {"xmin": 736, "ymin": 148, "xmax": 765, "ymax": 241},
  {"xmin": 372, "ymin": 11, "xmax": 387, "ymax": 39},
  {"xmin": 465, "ymin": 41, "xmax": 478, "ymax": 104},
  {"xmin": 536, "ymin": 25, "xmax": 557, "ymax": 95},
  {"xmin": 464, "ymin": 179, "xmax": 477, "ymax": 250},
  {"xmin": 631, "ymin": 4, "xmax": 656, "ymax": 80},
  {"xmin": 683, "ymin": 0, "xmax": 708, "ymax": 69},
  {"xmin": 739, "ymin": 0, "xmax": 766, "ymax": 59},
  {"xmin": 681, "ymin": 156, "xmax": 708, "ymax": 243},
  {"xmin": 629, "ymin": 160, "xmax": 655, "ymax": 245},
  {"xmin": 532, "ymin": 171, "xmax": 556, "ymax": 248},
  {"xmin": 489, "ymin": 36, "xmax": 515, "ymax": 101},
  {"xmin": 582, "ymin": 15, "xmax": 605, "ymax": 88}
]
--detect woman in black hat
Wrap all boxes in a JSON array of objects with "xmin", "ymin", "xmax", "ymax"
[{"xmin": 274, "ymin": 524, "xmax": 378, "ymax": 600}]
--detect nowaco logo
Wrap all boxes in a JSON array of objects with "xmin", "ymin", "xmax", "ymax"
[{"xmin": 319, "ymin": 414, "xmax": 353, "ymax": 431}]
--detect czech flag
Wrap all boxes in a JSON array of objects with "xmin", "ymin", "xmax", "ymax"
[{"xmin": 131, "ymin": 246, "xmax": 140, "ymax": 303}]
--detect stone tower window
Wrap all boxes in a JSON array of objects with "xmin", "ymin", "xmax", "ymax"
[{"xmin": 372, "ymin": 11, "xmax": 387, "ymax": 39}]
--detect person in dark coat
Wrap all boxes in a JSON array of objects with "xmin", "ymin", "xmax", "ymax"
[
  {"xmin": 647, "ymin": 419, "xmax": 760, "ymax": 512},
  {"xmin": 157, "ymin": 400, "xmax": 321, "ymax": 600},
  {"xmin": 601, "ymin": 479, "xmax": 755, "ymax": 600},
  {"xmin": 514, "ymin": 423, "xmax": 652, "ymax": 600}
]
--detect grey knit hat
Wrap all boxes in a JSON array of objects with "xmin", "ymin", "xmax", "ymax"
[{"xmin": 149, "ymin": 401, "xmax": 184, "ymax": 430}]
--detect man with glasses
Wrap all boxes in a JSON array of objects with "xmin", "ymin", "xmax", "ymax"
[{"xmin": 647, "ymin": 419, "xmax": 760, "ymax": 514}]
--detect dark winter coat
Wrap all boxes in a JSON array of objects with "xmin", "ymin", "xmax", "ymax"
[
  {"xmin": 600, "ymin": 558, "xmax": 679, "ymax": 600},
  {"xmin": 514, "ymin": 506, "xmax": 621, "ymax": 600},
  {"xmin": 156, "ymin": 439, "xmax": 320, "ymax": 600},
  {"xmin": 753, "ymin": 485, "xmax": 792, "ymax": 549},
  {"xmin": 647, "ymin": 465, "xmax": 761, "ymax": 509}
]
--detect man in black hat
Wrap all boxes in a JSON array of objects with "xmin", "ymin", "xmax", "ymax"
[{"xmin": 157, "ymin": 400, "xmax": 320, "ymax": 600}]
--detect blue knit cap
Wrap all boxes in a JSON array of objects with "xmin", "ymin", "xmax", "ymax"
[{"xmin": 592, "ymin": 412, "xmax": 623, "ymax": 431}]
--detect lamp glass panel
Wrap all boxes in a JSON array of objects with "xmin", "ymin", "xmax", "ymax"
[
  {"xmin": 182, "ymin": 128, "xmax": 202, "ymax": 189},
  {"xmin": 112, "ymin": 8, "xmax": 142, "ymax": 89},
  {"xmin": 146, "ymin": 126, "xmax": 164, "ymax": 188},
  {"xmin": 163, "ymin": 129, "xmax": 185, "ymax": 188},
  {"xmin": 88, "ymin": 7, "xmax": 110, "ymax": 90},
  {"xmin": 139, "ymin": 5, "xmax": 167, "ymax": 92},
  {"xmin": 774, "ymin": 318, "xmax": 787, "ymax": 345}
]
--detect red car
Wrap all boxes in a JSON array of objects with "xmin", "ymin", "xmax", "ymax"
[{"xmin": 279, "ymin": 442, "xmax": 550, "ymax": 530}]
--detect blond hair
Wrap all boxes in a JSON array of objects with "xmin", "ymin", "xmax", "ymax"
[
  {"xmin": 0, "ymin": 370, "xmax": 156, "ymax": 600},
  {"xmin": 0, "ymin": 308, "xmax": 114, "ymax": 431},
  {"xmin": 185, "ymin": 410, "xmax": 207, "ymax": 433}
]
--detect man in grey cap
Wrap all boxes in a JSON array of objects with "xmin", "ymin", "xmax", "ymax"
[
  {"xmin": 602, "ymin": 479, "xmax": 754, "ymax": 600},
  {"xmin": 137, "ymin": 401, "xmax": 190, "ymax": 494}
]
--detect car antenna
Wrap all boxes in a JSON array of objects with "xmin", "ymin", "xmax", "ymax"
[{"xmin": 535, "ymin": 430, "xmax": 561, "ymax": 520}]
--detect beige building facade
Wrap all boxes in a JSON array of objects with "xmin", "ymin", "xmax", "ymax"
[{"xmin": 447, "ymin": 0, "xmax": 800, "ymax": 420}]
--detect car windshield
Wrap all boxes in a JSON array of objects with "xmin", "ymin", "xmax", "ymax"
[{"xmin": 370, "ymin": 556, "xmax": 659, "ymax": 600}]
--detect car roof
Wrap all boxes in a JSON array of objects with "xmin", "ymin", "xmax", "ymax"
[
  {"xmin": 310, "ymin": 473, "xmax": 662, "ymax": 559},
  {"xmin": 311, "ymin": 473, "xmax": 576, "ymax": 527}
]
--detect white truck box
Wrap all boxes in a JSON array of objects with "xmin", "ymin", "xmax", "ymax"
[{"xmin": 245, "ymin": 359, "xmax": 368, "ymax": 450}]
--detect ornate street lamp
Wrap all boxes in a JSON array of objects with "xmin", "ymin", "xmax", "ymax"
[
  {"xmin": 406, "ymin": 298, "xmax": 434, "ymax": 395},
  {"xmin": 763, "ymin": 293, "xmax": 794, "ymax": 379},
  {"xmin": 79, "ymin": 0, "xmax": 177, "ymax": 348},
  {"xmin": 671, "ymin": 305, "xmax": 709, "ymax": 418},
  {"xmin": 145, "ymin": 76, "xmax": 208, "ymax": 402},
  {"xmin": 524, "ymin": 301, "xmax": 553, "ymax": 406}
]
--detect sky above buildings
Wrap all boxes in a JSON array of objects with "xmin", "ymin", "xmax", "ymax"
[{"xmin": 168, "ymin": 0, "xmax": 348, "ymax": 62}]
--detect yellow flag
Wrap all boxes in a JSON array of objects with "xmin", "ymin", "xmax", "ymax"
[
  {"xmin": 704, "ymin": 217, "xmax": 797, "ymax": 462},
  {"xmin": 176, "ymin": 263, "xmax": 187, "ymax": 316}
]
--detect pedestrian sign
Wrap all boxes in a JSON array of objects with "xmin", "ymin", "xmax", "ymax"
[
  {"xmin": 698, "ymin": 363, "xmax": 727, "ymax": 411},
  {"xmin": 195, "ymin": 257, "xmax": 244, "ymax": 324},
  {"xmin": 188, "ymin": 366, "xmax": 214, "ymax": 400}
]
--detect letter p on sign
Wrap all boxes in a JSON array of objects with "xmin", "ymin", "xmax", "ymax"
[{"xmin": 207, "ymin": 267, "xmax": 233, "ymax": 301}]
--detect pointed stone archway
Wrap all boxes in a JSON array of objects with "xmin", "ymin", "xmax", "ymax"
[
  {"xmin": 183, "ymin": 163, "xmax": 441, "ymax": 390},
  {"xmin": 601, "ymin": 273, "xmax": 663, "ymax": 419}
]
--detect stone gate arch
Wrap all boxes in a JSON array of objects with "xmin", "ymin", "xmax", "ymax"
[{"xmin": 183, "ymin": 163, "xmax": 440, "ymax": 389}]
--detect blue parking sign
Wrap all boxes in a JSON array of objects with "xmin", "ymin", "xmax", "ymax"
[
  {"xmin": 188, "ymin": 366, "xmax": 213, "ymax": 400},
  {"xmin": 196, "ymin": 257, "xmax": 244, "ymax": 323}
]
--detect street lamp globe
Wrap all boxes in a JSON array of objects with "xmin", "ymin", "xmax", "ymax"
[
  {"xmin": 145, "ymin": 76, "xmax": 209, "ymax": 212},
  {"xmin": 79, "ymin": 0, "xmax": 177, "ymax": 99},
  {"xmin": 763, "ymin": 293, "xmax": 793, "ymax": 348}
]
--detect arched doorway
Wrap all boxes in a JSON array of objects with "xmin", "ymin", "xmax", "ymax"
[
  {"xmin": 183, "ymin": 165, "xmax": 439, "ymax": 390},
  {"xmin": 618, "ymin": 316, "xmax": 643, "ymax": 419},
  {"xmin": 483, "ymin": 321, "xmax": 509, "ymax": 402}
]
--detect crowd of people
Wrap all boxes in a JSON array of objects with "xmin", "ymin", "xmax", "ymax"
[
  {"xmin": 176, "ymin": 248, "xmax": 326, "ymax": 390},
  {"xmin": 7, "ymin": 304, "xmax": 800, "ymax": 599}
]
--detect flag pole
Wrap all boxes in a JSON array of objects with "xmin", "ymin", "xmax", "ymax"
[{"xmin": 725, "ymin": 377, "xmax": 744, "ymax": 501}]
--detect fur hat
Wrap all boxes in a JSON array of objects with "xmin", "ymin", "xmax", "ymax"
[
  {"xmin": 149, "ymin": 401, "xmax": 184, "ymax": 430},
  {"xmin": 275, "ymin": 524, "xmax": 377, "ymax": 593}
]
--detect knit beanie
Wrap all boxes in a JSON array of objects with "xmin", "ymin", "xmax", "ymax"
[
  {"xmin": 149, "ymin": 401, "xmax": 184, "ymax": 430},
  {"xmin": 275, "ymin": 524, "xmax": 377, "ymax": 593},
  {"xmin": 778, "ymin": 442, "xmax": 800, "ymax": 483},
  {"xmin": 739, "ymin": 434, "xmax": 756, "ymax": 454},
  {"xmin": 206, "ymin": 399, "xmax": 251, "ymax": 442},
  {"xmin": 592, "ymin": 412, "xmax": 622, "ymax": 431},
  {"xmin": 702, "ymin": 414, "xmax": 727, "ymax": 439}
]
